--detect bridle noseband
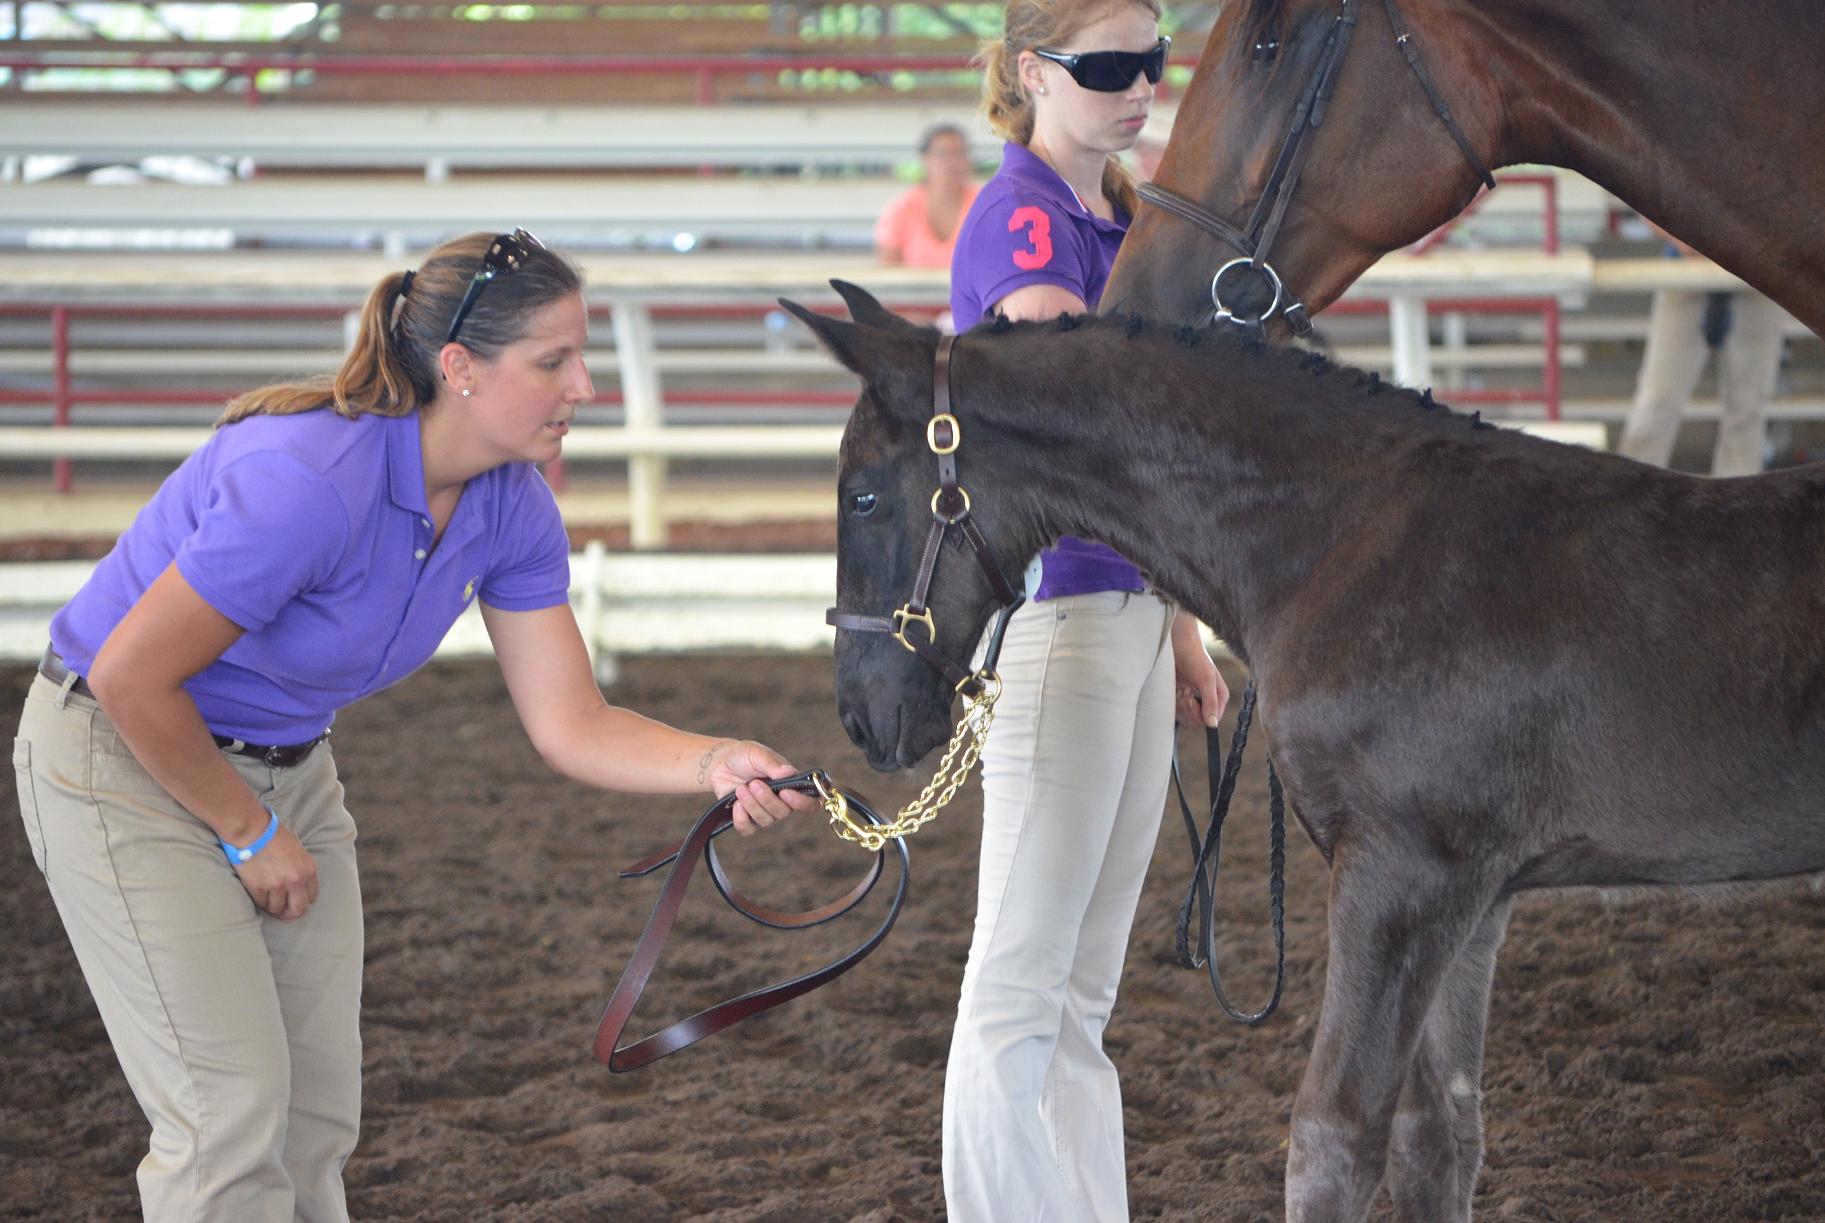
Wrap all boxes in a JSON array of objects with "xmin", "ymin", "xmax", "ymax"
[
  {"xmin": 826, "ymin": 332, "xmax": 1026, "ymax": 697},
  {"xmin": 1135, "ymin": 0, "xmax": 1496, "ymax": 336}
]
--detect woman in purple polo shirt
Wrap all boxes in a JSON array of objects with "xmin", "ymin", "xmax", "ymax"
[
  {"xmin": 942, "ymin": 4, "xmax": 1229, "ymax": 1219},
  {"xmin": 10, "ymin": 230, "xmax": 814, "ymax": 1222}
]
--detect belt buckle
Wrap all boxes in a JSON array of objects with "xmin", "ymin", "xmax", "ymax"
[{"xmin": 261, "ymin": 744, "xmax": 289, "ymax": 768}]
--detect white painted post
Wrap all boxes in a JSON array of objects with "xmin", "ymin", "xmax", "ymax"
[
  {"xmin": 610, "ymin": 298, "xmax": 668, "ymax": 550},
  {"xmin": 1388, "ymin": 294, "xmax": 1434, "ymax": 390},
  {"xmin": 579, "ymin": 538, "xmax": 617, "ymax": 686},
  {"xmin": 1441, "ymin": 309, "xmax": 1468, "ymax": 391},
  {"xmin": 342, "ymin": 309, "xmax": 361, "ymax": 353}
]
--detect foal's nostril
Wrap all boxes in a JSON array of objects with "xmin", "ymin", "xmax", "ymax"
[{"xmin": 839, "ymin": 710, "xmax": 868, "ymax": 748}]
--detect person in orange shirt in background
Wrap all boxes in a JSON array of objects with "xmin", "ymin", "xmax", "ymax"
[{"xmin": 873, "ymin": 122, "xmax": 982, "ymax": 269}]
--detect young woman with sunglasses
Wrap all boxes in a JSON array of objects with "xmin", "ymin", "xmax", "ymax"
[
  {"xmin": 11, "ymin": 230, "xmax": 815, "ymax": 1222},
  {"xmin": 943, "ymin": 3, "xmax": 1228, "ymax": 1219}
]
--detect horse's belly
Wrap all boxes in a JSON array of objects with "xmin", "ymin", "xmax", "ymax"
[{"xmin": 1510, "ymin": 819, "xmax": 1825, "ymax": 891}]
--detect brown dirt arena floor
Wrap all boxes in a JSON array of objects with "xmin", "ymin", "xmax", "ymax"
[{"xmin": 3, "ymin": 653, "xmax": 1823, "ymax": 1221}]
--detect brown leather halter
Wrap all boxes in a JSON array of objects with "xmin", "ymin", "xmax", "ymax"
[
  {"xmin": 594, "ymin": 771, "xmax": 907, "ymax": 1072},
  {"xmin": 824, "ymin": 332, "xmax": 1027, "ymax": 692},
  {"xmin": 1135, "ymin": 0, "xmax": 1496, "ymax": 336}
]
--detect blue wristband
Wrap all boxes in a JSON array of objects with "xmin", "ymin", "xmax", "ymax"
[{"xmin": 220, "ymin": 806, "xmax": 281, "ymax": 866}]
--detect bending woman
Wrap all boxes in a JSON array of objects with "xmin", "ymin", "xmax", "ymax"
[
  {"xmin": 944, "ymin": 6, "xmax": 1229, "ymax": 1221},
  {"xmin": 10, "ymin": 230, "xmax": 813, "ymax": 1222}
]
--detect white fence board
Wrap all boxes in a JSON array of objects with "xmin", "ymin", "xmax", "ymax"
[{"xmin": 0, "ymin": 552, "xmax": 839, "ymax": 664}]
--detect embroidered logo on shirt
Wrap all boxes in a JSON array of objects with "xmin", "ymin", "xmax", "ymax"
[
  {"xmin": 462, "ymin": 577, "xmax": 478, "ymax": 604},
  {"xmin": 1008, "ymin": 206, "xmax": 1055, "ymax": 270}
]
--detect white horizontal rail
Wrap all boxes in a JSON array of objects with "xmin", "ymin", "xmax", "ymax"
[
  {"xmin": 6, "ymin": 104, "xmax": 1000, "ymax": 169},
  {"xmin": 0, "ymin": 250, "xmax": 1595, "ymax": 314},
  {"xmin": 0, "ymin": 424, "xmax": 844, "ymax": 460},
  {"xmin": 0, "ymin": 553, "xmax": 841, "ymax": 663},
  {"xmin": 0, "ymin": 342, "xmax": 1586, "ymax": 378},
  {"xmin": 0, "ymin": 418, "xmax": 1611, "ymax": 470},
  {"xmin": 0, "ymin": 251, "xmax": 951, "ymax": 301},
  {"xmin": 0, "ymin": 177, "xmax": 916, "ymax": 237}
]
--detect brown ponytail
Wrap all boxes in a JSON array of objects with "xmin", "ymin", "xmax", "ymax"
[{"xmin": 217, "ymin": 231, "xmax": 583, "ymax": 428}]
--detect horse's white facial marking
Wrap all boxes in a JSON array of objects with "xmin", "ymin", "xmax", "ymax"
[{"xmin": 1448, "ymin": 1071, "xmax": 1478, "ymax": 1101}]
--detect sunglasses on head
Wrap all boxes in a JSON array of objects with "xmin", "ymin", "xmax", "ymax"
[
  {"xmin": 444, "ymin": 227, "xmax": 546, "ymax": 346},
  {"xmin": 1033, "ymin": 35, "xmax": 1170, "ymax": 93}
]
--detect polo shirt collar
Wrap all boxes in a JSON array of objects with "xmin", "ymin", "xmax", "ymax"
[
  {"xmin": 999, "ymin": 141, "xmax": 1130, "ymax": 231},
  {"xmin": 383, "ymin": 408, "xmax": 496, "ymax": 557},
  {"xmin": 384, "ymin": 411, "xmax": 430, "ymax": 518}
]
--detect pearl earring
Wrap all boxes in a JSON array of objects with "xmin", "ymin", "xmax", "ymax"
[{"xmin": 461, "ymin": 388, "xmax": 471, "ymax": 398}]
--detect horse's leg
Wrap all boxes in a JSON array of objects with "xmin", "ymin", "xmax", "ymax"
[
  {"xmin": 1284, "ymin": 849, "xmax": 1497, "ymax": 1223},
  {"xmin": 1385, "ymin": 897, "xmax": 1514, "ymax": 1223}
]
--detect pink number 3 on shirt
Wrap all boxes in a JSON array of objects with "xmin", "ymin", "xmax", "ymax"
[{"xmin": 1008, "ymin": 206, "xmax": 1054, "ymax": 270}]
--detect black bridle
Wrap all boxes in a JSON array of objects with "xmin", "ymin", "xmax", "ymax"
[
  {"xmin": 1135, "ymin": 0, "xmax": 1496, "ymax": 336},
  {"xmin": 825, "ymin": 333, "xmax": 1027, "ymax": 693}
]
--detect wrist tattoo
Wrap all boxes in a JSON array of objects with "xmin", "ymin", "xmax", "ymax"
[{"xmin": 696, "ymin": 747, "xmax": 715, "ymax": 786}]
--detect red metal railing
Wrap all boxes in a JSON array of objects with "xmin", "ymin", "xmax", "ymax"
[{"xmin": 1384, "ymin": 172, "xmax": 1563, "ymax": 419}]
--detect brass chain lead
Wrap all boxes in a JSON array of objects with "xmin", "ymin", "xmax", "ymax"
[{"xmin": 818, "ymin": 672, "xmax": 1002, "ymax": 852}]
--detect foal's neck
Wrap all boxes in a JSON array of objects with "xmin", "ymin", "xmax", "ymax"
[{"xmin": 973, "ymin": 332, "xmax": 1393, "ymax": 661}]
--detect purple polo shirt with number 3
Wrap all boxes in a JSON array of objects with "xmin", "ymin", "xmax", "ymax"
[
  {"xmin": 50, "ymin": 409, "xmax": 572, "ymax": 745},
  {"xmin": 949, "ymin": 141, "xmax": 1147, "ymax": 601}
]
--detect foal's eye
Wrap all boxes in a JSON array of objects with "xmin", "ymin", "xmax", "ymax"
[
  {"xmin": 848, "ymin": 492, "xmax": 879, "ymax": 519},
  {"xmin": 1251, "ymin": 38, "xmax": 1279, "ymax": 64}
]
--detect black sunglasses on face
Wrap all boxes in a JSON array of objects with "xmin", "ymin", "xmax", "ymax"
[
  {"xmin": 1033, "ymin": 35, "xmax": 1170, "ymax": 93},
  {"xmin": 444, "ymin": 227, "xmax": 546, "ymax": 345}
]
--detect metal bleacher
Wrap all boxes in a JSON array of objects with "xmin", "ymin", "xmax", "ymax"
[{"xmin": 4, "ymin": 4, "xmax": 1824, "ymax": 543}]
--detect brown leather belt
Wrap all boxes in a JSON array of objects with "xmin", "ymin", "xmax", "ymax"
[
  {"xmin": 593, "ymin": 770, "xmax": 907, "ymax": 1072},
  {"xmin": 38, "ymin": 645, "xmax": 328, "ymax": 769}
]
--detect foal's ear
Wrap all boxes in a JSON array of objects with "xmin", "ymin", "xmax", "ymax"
[
  {"xmin": 778, "ymin": 296, "xmax": 922, "ymax": 383},
  {"xmin": 829, "ymin": 280, "xmax": 922, "ymax": 333}
]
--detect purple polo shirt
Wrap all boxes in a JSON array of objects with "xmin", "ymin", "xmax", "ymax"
[
  {"xmin": 50, "ymin": 409, "xmax": 571, "ymax": 744},
  {"xmin": 950, "ymin": 141, "xmax": 1146, "ymax": 601}
]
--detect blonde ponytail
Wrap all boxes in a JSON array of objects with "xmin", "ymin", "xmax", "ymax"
[{"xmin": 1102, "ymin": 154, "xmax": 1142, "ymax": 220}]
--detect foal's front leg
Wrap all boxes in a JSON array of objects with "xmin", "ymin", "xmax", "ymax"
[
  {"xmin": 1386, "ymin": 898, "xmax": 1513, "ymax": 1223},
  {"xmin": 1285, "ymin": 850, "xmax": 1498, "ymax": 1223}
]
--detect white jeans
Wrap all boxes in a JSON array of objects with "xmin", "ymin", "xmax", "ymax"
[
  {"xmin": 1618, "ymin": 287, "xmax": 1788, "ymax": 477},
  {"xmin": 944, "ymin": 590, "xmax": 1176, "ymax": 1223}
]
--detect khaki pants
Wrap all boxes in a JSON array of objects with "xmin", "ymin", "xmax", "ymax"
[
  {"xmin": 12, "ymin": 672, "xmax": 362, "ymax": 1223},
  {"xmin": 944, "ymin": 590, "xmax": 1176, "ymax": 1223},
  {"xmin": 1618, "ymin": 288, "xmax": 1788, "ymax": 477}
]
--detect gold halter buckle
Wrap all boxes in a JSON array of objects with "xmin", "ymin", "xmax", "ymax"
[{"xmin": 926, "ymin": 413, "xmax": 961, "ymax": 455}]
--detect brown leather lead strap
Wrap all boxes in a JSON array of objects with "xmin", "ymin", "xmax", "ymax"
[{"xmin": 592, "ymin": 771, "xmax": 909, "ymax": 1072}]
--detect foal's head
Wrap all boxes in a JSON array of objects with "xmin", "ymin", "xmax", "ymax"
[{"xmin": 781, "ymin": 284, "xmax": 1036, "ymax": 772}]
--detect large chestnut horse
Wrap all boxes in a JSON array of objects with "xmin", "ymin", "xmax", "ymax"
[
  {"xmin": 789, "ymin": 283, "xmax": 1825, "ymax": 1222},
  {"xmin": 1104, "ymin": 0, "xmax": 1825, "ymax": 338}
]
